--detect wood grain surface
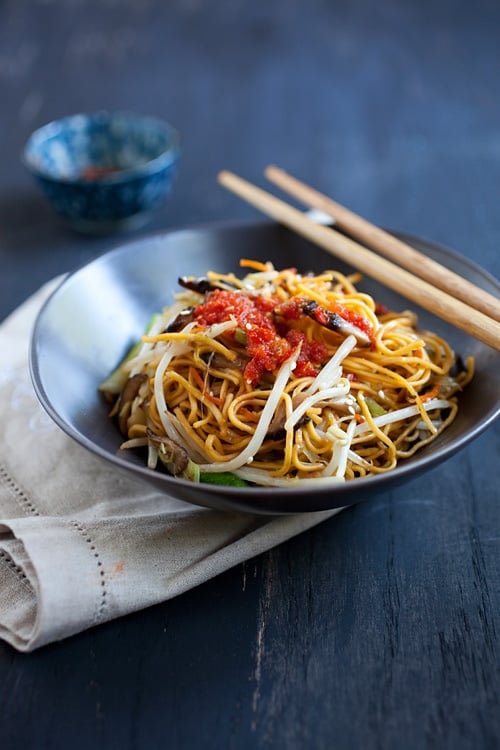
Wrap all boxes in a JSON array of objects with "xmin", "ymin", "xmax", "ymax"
[{"xmin": 1, "ymin": 1, "xmax": 499, "ymax": 748}]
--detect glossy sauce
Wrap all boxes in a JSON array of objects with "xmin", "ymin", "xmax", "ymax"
[
  {"xmin": 79, "ymin": 165, "xmax": 121, "ymax": 180},
  {"xmin": 194, "ymin": 289, "xmax": 329, "ymax": 384}
]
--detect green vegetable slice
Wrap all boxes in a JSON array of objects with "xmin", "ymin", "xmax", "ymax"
[
  {"xmin": 199, "ymin": 471, "xmax": 249, "ymax": 487},
  {"xmin": 365, "ymin": 397, "xmax": 387, "ymax": 417}
]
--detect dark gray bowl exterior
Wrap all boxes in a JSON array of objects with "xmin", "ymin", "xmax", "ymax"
[{"xmin": 30, "ymin": 221, "xmax": 500, "ymax": 514}]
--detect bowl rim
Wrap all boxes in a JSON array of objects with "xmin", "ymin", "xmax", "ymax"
[
  {"xmin": 29, "ymin": 219, "xmax": 500, "ymax": 513},
  {"xmin": 22, "ymin": 110, "xmax": 181, "ymax": 184}
]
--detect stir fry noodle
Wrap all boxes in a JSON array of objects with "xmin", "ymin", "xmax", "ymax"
[{"xmin": 99, "ymin": 260, "xmax": 474, "ymax": 488}]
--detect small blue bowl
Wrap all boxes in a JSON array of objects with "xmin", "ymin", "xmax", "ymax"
[{"xmin": 23, "ymin": 111, "xmax": 181, "ymax": 233}]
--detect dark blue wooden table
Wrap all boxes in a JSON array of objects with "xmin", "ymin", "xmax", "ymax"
[{"xmin": 1, "ymin": 1, "xmax": 499, "ymax": 747}]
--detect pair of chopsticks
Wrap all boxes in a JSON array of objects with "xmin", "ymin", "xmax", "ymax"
[{"xmin": 217, "ymin": 167, "xmax": 500, "ymax": 351}]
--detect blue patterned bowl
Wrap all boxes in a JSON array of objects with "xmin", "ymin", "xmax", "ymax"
[{"xmin": 23, "ymin": 111, "xmax": 181, "ymax": 233}]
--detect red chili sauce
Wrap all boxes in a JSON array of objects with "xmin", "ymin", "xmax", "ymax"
[
  {"xmin": 193, "ymin": 289, "xmax": 330, "ymax": 385},
  {"xmin": 80, "ymin": 165, "xmax": 121, "ymax": 181},
  {"xmin": 332, "ymin": 301, "xmax": 375, "ymax": 345}
]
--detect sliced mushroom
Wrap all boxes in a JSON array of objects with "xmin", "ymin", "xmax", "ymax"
[
  {"xmin": 116, "ymin": 373, "xmax": 148, "ymax": 434},
  {"xmin": 301, "ymin": 300, "xmax": 371, "ymax": 346},
  {"xmin": 178, "ymin": 275, "xmax": 240, "ymax": 294},
  {"xmin": 178, "ymin": 276, "xmax": 213, "ymax": 295},
  {"xmin": 203, "ymin": 351, "xmax": 250, "ymax": 371},
  {"xmin": 146, "ymin": 428, "xmax": 189, "ymax": 476},
  {"xmin": 166, "ymin": 307, "xmax": 195, "ymax": 332},
  {"xmin": 266, "ymin": 396, "xmax": 310, "ymax": 440}
]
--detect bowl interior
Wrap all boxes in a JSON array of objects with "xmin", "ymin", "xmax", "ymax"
[
  {"xmin": 30, "ymin": 221, "xmax": 500, "ymax": 514},
  {"xmin": 24, "ymin": 112, "xmax": 179, "ymax": 181}
]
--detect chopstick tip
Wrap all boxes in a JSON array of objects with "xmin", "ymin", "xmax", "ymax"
[{"xmin": 264, "ymin": 164, "xmax": 282, "ymax": 178}]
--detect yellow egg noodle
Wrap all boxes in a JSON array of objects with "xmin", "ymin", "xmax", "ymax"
[{"xmin": 99, "ymin": 260, "xmax": 474, "ymax": 488}]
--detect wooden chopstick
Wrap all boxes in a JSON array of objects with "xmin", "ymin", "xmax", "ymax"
[
  {"xmin": 265, "ymin": 165, "xmax": 500, "ymax": 323},
  {"xmin": 217, "ymin": 170, "xmax": 500, "ymax": 351}
]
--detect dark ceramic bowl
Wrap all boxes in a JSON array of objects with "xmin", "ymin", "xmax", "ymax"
[
  {"xmin": 23, "ymin": 111, "xmax": 181, "ymax": 233},
  {"xmin": 29, "ymin": 221, "xmax": 500, "ymax": 514}
]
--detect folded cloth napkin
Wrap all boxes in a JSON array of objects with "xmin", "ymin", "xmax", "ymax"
[{"xmin": 0, "ymin": 280, "xmax": 342, "ymax": 651}]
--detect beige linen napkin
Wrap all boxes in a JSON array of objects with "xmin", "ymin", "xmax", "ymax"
[{"xmin": 0, "ymin": 280, "xmax": 342, "ymax": 652}]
